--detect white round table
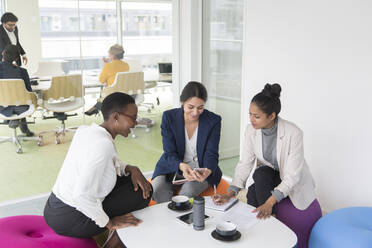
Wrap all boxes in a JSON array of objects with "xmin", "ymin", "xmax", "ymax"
[{"xmin": 117, "ymin": 201, "xmax": 297, "ymax": 248}]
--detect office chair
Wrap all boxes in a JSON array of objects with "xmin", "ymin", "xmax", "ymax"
[
  {"xmin": 33, "ymin": 60, "xmax": 66, "ymax": 79},
  {"xmin": 100, "ymin": 71, "xmax": 155, "ymax": 138},
  {"xmin": 0, "ymin": 79, "xmax": 41, "ymax": 153},
  {"xmin": 126, "ymin": 59, "xmax": 155, "ymax": 111},
  {"xmin": 39, "ymin": 74, "xmax": 84, "ymax": 145}
]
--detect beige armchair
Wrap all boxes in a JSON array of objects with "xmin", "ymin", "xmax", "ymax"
[
  {"xmin": 0, "ymin": 79, "xmax": 40, "ymax": 153},
  {"xmin": 100, "ymin": 71, "xmax": 145, "ymax": 99},
  {"xmin": 39, "ymin": 74, "xmax": 84, "ymax": 144},
  {"xmin": 100, "ymin": 71, "xmax": 155, "ymax": 138}
]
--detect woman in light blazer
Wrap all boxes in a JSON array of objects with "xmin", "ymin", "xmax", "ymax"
[
  {"xmin": 214, "ymin": 83, "xmax": 321, "ymax": 248},
  {"xmin": 152, "ymin": 81, "xmax": 222, "ymax": 203}
]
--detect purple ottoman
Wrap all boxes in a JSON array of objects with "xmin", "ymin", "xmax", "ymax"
[
  {"xmin": 276, "ymin": 198, "xmax": 322, "ymax": 248},
  {"xmin": 0, "ymin": 215, "xmax": 97, "ymax": 248}
]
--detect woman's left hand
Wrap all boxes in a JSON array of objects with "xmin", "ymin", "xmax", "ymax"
[
  {"xmin": 126, "ymin": 165, "xmax": 152, "ymax": 199},
  {"xmin": 252, "ymin": 195, "xmax": 276, "ymax": 219},
  {"xmin": 193, "ymin": 168, "xmax": 211, "ymax": 182}
]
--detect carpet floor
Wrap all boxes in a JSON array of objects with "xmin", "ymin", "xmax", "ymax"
[{"xmin": 0, "ymin": 87, "xmax": 239, "ymax": 204}]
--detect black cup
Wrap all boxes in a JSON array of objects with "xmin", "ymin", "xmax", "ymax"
[{"xmin": 171, "ymin": 195, "xmax": 189, "ymax": 208}]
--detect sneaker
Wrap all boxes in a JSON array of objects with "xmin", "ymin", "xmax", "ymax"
[
  {"xmin": 137, "ymin": 118, "xmax": 154, "ymax": 126},
  {"xmin": 24, "ymin": 130, "xmax": 35, "ymax": 137},
  {"xmin": 19, "ymin": 120, "xmax": 34, "ymax": 137},
  {"xmin": 84, "ymin": 107, "xmax": 99, "ymax": 116}
]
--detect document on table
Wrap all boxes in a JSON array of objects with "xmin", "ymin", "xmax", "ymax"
[
  {"xmin": 216, "ymin": 202, "xmax": 259, "ymax": 230},
  {"xmin": 205, "ymin": 196, "xmax": 238, "ymax": 211}
]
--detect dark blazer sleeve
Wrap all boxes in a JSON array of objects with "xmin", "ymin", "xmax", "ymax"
[
  {"xmin": 0, "ymin": 28, "xmax": 8, "ymax": 61},
  {"xmin": 203, "ymin": 116, "xmax": 222, "ymax": 186},
  {"xmin": 160, "ymin": 111, "xmax": 182, "ymax": 172},
  {"xmin": 20, "ymin": 67, "xmax": 32, "ymax": 92}
]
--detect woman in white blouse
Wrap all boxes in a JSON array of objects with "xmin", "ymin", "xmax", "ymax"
[
  {"xmin": 44, "ymin": 92, "xmax": 152, "ymax": 248},
  {"xmin": 214, "ymin": 84, "xmax": 321, "ymax": 248}
]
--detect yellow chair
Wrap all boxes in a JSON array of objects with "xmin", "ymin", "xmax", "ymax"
[
  {"xmin": 0, "ymin": 79, "xmax": 40, "ymax": 153},
  {"xmin": 100, "ymin": 71, "xmax": 155, "ymax": 138},
  {"xmin": 39, "ymin": 74, "xmax": 84, "ymax": 145}
]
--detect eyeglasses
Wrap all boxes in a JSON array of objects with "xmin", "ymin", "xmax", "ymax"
[
  {"xmin": 118, "ymin": 112, "xmax": 137, "ymax": 123},
  {"xmin": 5, "ymin": 22, "xmax": 16, "ymax": 28}
]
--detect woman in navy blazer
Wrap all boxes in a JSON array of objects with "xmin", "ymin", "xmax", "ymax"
[{"xmin": 152, "ymin": 82, "xmax": 222, "ymax": 203}]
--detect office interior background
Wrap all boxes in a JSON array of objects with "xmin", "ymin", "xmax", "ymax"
[{"xmin": 0, "ymin": 0, "xmax": 371, "ymax": 219}]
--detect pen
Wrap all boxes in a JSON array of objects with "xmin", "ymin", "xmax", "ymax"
[{"xmin": 213, "ymin": 184, "xmax": 217, "ymax": 196}]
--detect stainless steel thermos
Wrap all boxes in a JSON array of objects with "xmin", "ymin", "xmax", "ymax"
[{"xmin": 193, "ymin": 196, "xmax": 205, "ymax": 230}]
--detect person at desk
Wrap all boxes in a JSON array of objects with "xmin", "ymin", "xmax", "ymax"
[
  {"xmin": 0, "ymin": 12, "xmax": 27, "ymax": 66},
  {"xmin": 0, "ymin": 44, "xmax": 34, "ymax": 137},
  {"xmin": 213, "ymin": 83, "xmax": 321, "ymax": 248},
  {"xmin": 85, "ymin": 44, "xmax": 129, "ymax": 116},
  {"xmin": 44, "ymin": 92, "xmax": 152, "ymax": 248},
  {"xmin": 152, "ymin": 81, "xmax": 222, "ymax": 203}
]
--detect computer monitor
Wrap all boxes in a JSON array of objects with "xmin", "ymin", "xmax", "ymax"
[{"xmin": 158, "ymin": 63, "xmax": 172, "ymax": 74}]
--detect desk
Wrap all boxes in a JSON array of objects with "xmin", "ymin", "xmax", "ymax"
[
  {"xmin": 117, "ymin": 201, "xmax": 297, "ymax": 248},
  {"xmin": 30, "ymin": 70, "xmax": 168, "ymax": 92},
  {"xmin": 31, "ymin": 78, "xmax": 103, "ymax": 92},
  {"xmin": 143, "ymin": 69, "xmax": 172, "ymax": 83}
]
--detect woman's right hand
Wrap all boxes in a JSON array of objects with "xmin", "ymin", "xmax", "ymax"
[
  {"xmin": 179, "ymin": 163, "xmax": 196, "ymax": 181},
  {"xmin": 213, "ymin": 191, "xmax": 235, "ymax": 205},
  {"xmin": 102, "ymin": 56, "xmax": 111, "ymax": 64},
  {"xmin": 106, "ymin": 213, "xmax": 142, "ymax": 231}
]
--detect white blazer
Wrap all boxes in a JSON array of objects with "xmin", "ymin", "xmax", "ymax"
[{"xmin": 232, "ymin": 117, "xmax": 316, "ymax": 210}]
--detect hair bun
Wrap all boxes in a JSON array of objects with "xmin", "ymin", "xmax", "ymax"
[{"xmin": 262, "ymin": 83, "xmax": 281, "ymax": 98}]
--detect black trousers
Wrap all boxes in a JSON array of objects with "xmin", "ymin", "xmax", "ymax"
[
  {"xmin": 93, "ymin": 101, "xmax": 103, "ymax": 111},
  {"xmin": 44, "ymin": 175, "xmax": 152, "ymax": 238},
  {"xmin": 0, "ymin": 105, "xmax": 31, "ymax": 132},
  {"xmin": 246, "ymin": 166, "xmax": 281, "ymax": 213}
]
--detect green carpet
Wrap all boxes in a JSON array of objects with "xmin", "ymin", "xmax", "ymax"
[
  {"xmin": 0, "ymin": 91, "xmax": 238, "ymax": 203},
  {"xmin": 0, "ymin": 112, "xmax": 166, "ymax": 203}
]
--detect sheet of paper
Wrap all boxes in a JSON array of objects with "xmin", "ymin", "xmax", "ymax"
[
  {"xmin": 205, "ymin": 196, "xmax": 238, "ymax": 211},
  {"xmin": 215, "ymin": 202, "xmax": 259, "ymax": 230}
]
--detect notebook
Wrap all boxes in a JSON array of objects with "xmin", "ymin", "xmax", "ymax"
[{"xmin": 205, "ymin": 196, "xmax": 238, "ymax": 212}]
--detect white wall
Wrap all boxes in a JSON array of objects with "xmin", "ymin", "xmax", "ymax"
[
  {"xmin": 242, "ymin": 0, "xmax": 372, "ymax": 212},
  {"xmin": 6, "ymin": 0, "xmax": 42, "ymax": 73}
]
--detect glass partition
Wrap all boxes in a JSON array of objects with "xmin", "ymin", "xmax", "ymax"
[
  {"xmin": 0, "ymin": 0, "xmax": 174, "ymax": 204},
  {"xmin": 39, "ymin": 0, "xmax": 80, "ymax": 63},
  {"xmin": 202, "ymin": 0, "xmax": 244, "ymax": 176},
  {"xmin": 121, "ymin": 1, "xmax": 172, "ymax": 70}
]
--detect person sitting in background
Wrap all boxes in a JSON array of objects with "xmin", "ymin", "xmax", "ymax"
[
  {"xmin": 85, "ymin": 44, "xmax": 129, "ymax": 116},
  {"xmin": 0, "ymin": 44, "xmax": 34, "ymax": 136},
  {"xmin": 44, "ymin": 92, "xmax": 152, "ymax": 248}
]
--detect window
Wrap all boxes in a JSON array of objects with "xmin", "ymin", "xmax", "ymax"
[
  {"xmin": 121, "ymin": 1, "xmax": 172, "ymax": 69},
  {"xmin": 202, "ymin": 0, "xmax": 244, "ymax": 160},
  {"xmin": 39, "ymin": 0, "xmax": 172, "ymax": 71},
  {"xmin": 0, "ymin": 0, "xmax": 4, "ymax": 15}
]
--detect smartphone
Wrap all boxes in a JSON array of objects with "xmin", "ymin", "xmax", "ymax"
[
  {"xmin": 172, "ymin": 173, "xmax": 187, "ymax": 185},
  {"xmin": 193, "ymin": 168, "xmax": 205, "ymax": 173},
  {"xmin": 176, "ymin": 212, "xmax": 210, "ymax": 225}
]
